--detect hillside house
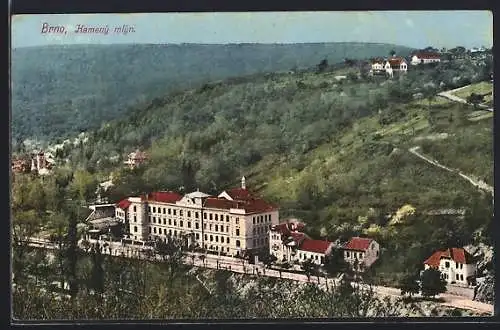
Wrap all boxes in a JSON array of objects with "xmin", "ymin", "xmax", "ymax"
[
  {"xmin": 269, "ymin": 222, "xmax": 308, "ymax": 263},
  {"xmin": 342, "ymin": 237, "xmax": 380, "ymax": 272},
  {"xmin": 423, "ymin": 247, "xmax": 476, "ymax": 286},
  {"xmin": 296, "ymin": 239, "xmax": 335, "ymax": 266},
  {"xmin": 384, "ymin": 57, "xmax": 408, "ymax": 77},
  {"xmin": 411, "ymin": 52, "xmax": 441, "ymax": 65},
  {"xmin": 369, "ymin": 58, "xmax": 386, "ymax": 75},
  {"xmin": 124, "ymin": 150, "xmax": 148, "ymax": 169}
]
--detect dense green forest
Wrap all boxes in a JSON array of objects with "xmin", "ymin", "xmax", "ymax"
[{"xmin": 11, "ymin": 42, "xmax": 412, "ymax": 141}]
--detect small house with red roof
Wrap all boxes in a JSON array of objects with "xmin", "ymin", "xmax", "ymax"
[
  {"xmin": 423, "ymin": 247, "xmax": 476, "ymax": 286},
  {"xmin": 370, "ymin": 58, "xmax": 386, "ymax": 75},
  {"xmin": 342, "ymin": 237, "xmax": 380, "ymax": 271},
  {"xmin": 297, "ymin": 238, "xmax": 335, "ymax": 265},
  {"xmin": 411, "ymin": 52, "xmax": 441, "ymax": 65},
  {"xmin": 269, "ymin": 221, "xmax": 310, "ymax": 263},
  {"xmin": 384, "ymin": 57, "xmax": 408, "ymax": 77}
]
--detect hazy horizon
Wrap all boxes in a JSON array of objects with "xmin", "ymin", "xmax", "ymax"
[{"xmin": 11, "ymin": 11, "xmax": 492, "ymax": 49}]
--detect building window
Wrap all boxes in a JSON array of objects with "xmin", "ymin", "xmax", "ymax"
[
  {"xmin": 195, "ymin": 212, "xmax": 199, "ymax": 219},
  {"xmin": 163, "ymin": 228, "xmax": 167, "ymax": 235},
  {"xmin": 163, "ymin": 208, "xmax": 166, "ymax": 214},
  {"xmin": 358, "ymin": 253, "xmax": 362, "ymax": 259},
  {"xmin": 456, "ymin": 262, "xmax": 459, "ymax": 269},
  {"xmin": 205, "ymin": 234, "xmax": 208, "ymax": 240},
  {"xmin": 210, "ymin": 224, "xmax": 213, "ymax": 230},
  {"xmin": 134, "ymin": 226, "xmax": 137, "ymax": 233},
  {"xmin": 227, "ymin": 237, "xmax": 230, "ymax": 244},
  {"xmin": 180, "ymin": 221, "xmax": 183, "ymax": 227},
  {"xmin": 163, "ymin": 219, "xmax": 166, "ymax": 225},
  {"xmin": 215, "ymin": 214, "xmax": 218, "ymax": 221},
  {"xmin": 236, "ymin": 218, "xmax": 239, "ymax": 224},
  {"xmin": 174, "ymin": 230, "xmax": 177, "ymax": 237},
  {"xmin": 226, "ymin": 226, "xmax": 229, "ymax": 233},
  {"xmin": 174, "ymin": 220, "xmax": 177, "ymax": 226},
  {"xmin": 210, "ymin": 235, "xmax": 213, "ymax": 242},
  {"xmin": 153, "ymin": 207, "xmax": 156, "ymax": 213},
  {"xmin": 153, "ymin": 227, "xmax": 157, "ymax": 233},
  {"xmin": 149, "ymin": 227, "xmax": 152, "ymax": 233},
  {"xmin": 460, "ymin": 274, "xmax": 464, "ymax": 281},
  {"xmin": 445, "ymin": 261, "xmax": 450, "ymax": 268},
  {"xmin": 153, "ymin": 217, "xmax": 156, "ymax": 224},
  {"xmin": 215, "ymin": 236, "xmax": 219, "ymax": 242},
  {"xmin": 253, "ymin": 217, "xmax": 255, "ymax": 224},
  {"xmin": 195, "ymin": 222, "xmax": 199, "ymax": 229},
  {"xmin": 346, "ymin": 252, "xmax": 350, "ymax": 258},
  {"xmin": 168, "ymin": 208, "xmax": 171, "ymax": 215},
  {"xmin": 226, "ymin": 215, "xmax": 229, "ymax": 222},
  {"xmin": 196, "ymin": 233, "xmax": 199, "ymax": 239},
  {"xmin": 187, "ymin": 211, "xmax": 191, "ymax": 218},
  {"xmin": 169, "ymin": 229, "xmax": 172, "ymax": 235},
  {"xmin": 134, "ymin": 215, "xmax": 137, "ymax": 222},
  {"xmin": 188, "ymin": 222, "xmax": 191, "ymax": 228},
  {"xmin": 227, "ymin": 247, "xmax": 230, "ymax": 252},
  {"xmin": 148, "ymin": 206, "xmax": 151, "ymax": 212},
  {"xmin": 215, "ymin": 225, "xmax": 218, "ymax": 232},
  {"xmin": 236, "ymin": 229, "xmax": 240, "ymax": 236},
  {"xmin": 204, "ymin": 223, "xmax": 207, "ymax": 229},
  {"xmin": 321, "ymin": 256, "xmax": 325, "ymax": 264},
  {"xmin": 180, "ymin": 210, "xmax": 183, "ymax": 216},
  {"xmin": 204, "ymin": 213, "xmax": 207, "ymax": 219},
  {"xmin": 133, "ymin": 206, "xmax": 137, "ymax": 212},
  {"xmin": 236, "ymin": 240, "xmax": 241, "ymax": 247},
  {"xmin": 168, "ymin": 219, "xmax": 172, "ymax": 225},
  {"xmin": 460, "ymin": 264, "xmax": 463, "ymax": 269},
  {"xmin": 209, "ymin": 213, "xmax": 213, "ymax": 220}
]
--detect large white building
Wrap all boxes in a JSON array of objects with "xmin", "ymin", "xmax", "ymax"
[
  {"xmin": 115, "ymin": 177, "xmax": 279, "ymax": 257},
  {"xmin": 423, "ymin": 247, "xmax": 476, "ymax": 286}
]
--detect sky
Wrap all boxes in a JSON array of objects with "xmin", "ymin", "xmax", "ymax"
[{"xmin": 11, "ymin": 11, "xmax": 493, "ymax": 49}]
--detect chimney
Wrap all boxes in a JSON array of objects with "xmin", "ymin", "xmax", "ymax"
[{"xmin": 241, "ymin": 176, "xmax": 246, "ymax": 190}]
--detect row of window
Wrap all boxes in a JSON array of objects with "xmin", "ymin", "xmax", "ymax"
[
  {"xmin": 443, "ymin": 261, "xmax": 465, "ymax": 270},
  {"xmin": 204, "ymin": 223, "xmax": 231, "ymax": 234},
  {"xmin": 148, "ymin": 205, "xmax": 237, "ymax": 223},
  {"xmin": 345, "ymin": 251, "xmax": 364, "ymax": 259},
  {"xmin": 204, "ymin": 234, "xmax": 230, "ymax": 244},
  {"xmin": 252, "ymin": 214, "xmax": 272, "ymax": 224},
  {"xmin": 252, "ymin": 226, "xmax": 267, "ymax": 236},
  {"xmin": 253, "ymin": 237, "xmax": 267, "ymax": 247},
  {"xmin": 298, "ymin": 253, "xmax": 325, "ymax": 263}
]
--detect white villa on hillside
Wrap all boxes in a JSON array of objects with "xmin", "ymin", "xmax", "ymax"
[
  {"xmin": 411, "ymin": 52, "xmax": 441, "ymax": 65},
  {"xmin": 423, "ymin": 247, "xmax": 476, "ymax": 286},
  {"xmin": 384, "ymin": 57, "xmax": 408, "ymax": 77}
]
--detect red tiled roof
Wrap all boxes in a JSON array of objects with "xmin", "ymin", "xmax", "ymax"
[
  {"xmin": 343, "ymin": 237, "xmax": 373, "ymax": 251},
  {"xmin": 142, "ymin": 191, "xmax": 183, "ymax": 204},
  {"xmin": 299, "ymin": 239, "xmax": 332, "ymax": 254},
  {"xmin": 204, "ymin": 196, "xmax": 277, "ymax": 214},
  {"xmin": 423, "ymin": 248, "xmax": 474, "ymax": 267},
  {"xmin": 225, "ymin": 187, "xmax": 252, "ymax": 200},
  {"xmin": 413, "ymin": 52, "xmax": 441, "ymax": 59},
  {"xmin": 116, "ymin": 199, "xmax": 132, "ymax": 210},
  {"xmin": 387, "ymin": 57, "xmax": 406, "ymax": 67}
]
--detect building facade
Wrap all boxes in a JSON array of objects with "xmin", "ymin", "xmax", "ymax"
[
  {"xmin": 411, "ymin": 52, "xmax": 441, "ymax": 65},
  {"xmin": 115, "ymin": 177, "xmax": 279, "ymax": 257},
  {"xmin": 384, "ymin": 57, "xmax": 408, "ymax": 77},
  {"xmin": 342, "ymin": 237, "xmax": 380, "ymax": 272},
  {"xmin": 423, "ymin": 248, "xmax": 476, "ymax": 286}
]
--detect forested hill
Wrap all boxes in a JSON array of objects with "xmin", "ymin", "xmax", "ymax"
[{"xmin": 11, "ymin": 42, "xmax": 412, "ymax": 142}]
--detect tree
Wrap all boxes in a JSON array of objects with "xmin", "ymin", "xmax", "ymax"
[
  {"xmin": 301, "ymin": 259, "xmax": 315, "ymax": 282},
  {"xmin": 323, "ymin": 247, "xmax": 349, "ymax": 277},
  {"xmin": 466, "ymin": 93, "xmax": 485, "ymax": 109},
  {"xmin": 317, "ymin": 59, "xmax": 329, "ymax": 73},
  {"xmin": 389, "ymin": 49, "xmax": 396, "ymax": 57},
  {"xmin": 399, "ymin": 272, "xmax": 421, "ymax": 298},
  {"xmin": 420, "ymin": 268, "xmax": 447, "ymax": 298}
]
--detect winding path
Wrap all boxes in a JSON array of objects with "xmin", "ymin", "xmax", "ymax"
[
  {"xmin": 409, "ymin": 146, "xmax": 493, "ymax": 196},
  {"xmin": 438, "ymin": 85, "xmax": 493, "ymax": 112}
]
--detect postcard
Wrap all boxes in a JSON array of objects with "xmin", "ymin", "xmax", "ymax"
[{"xmin": 10, "ymin": 10, "xmax": 494, "ymax": 321}]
